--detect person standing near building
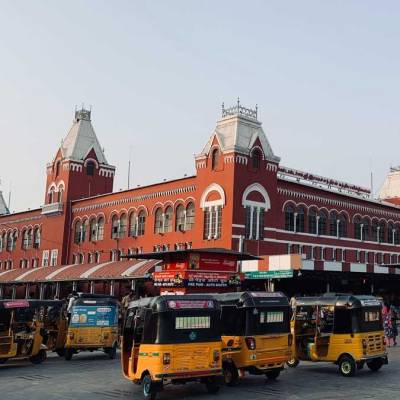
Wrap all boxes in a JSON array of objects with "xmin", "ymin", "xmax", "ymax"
[
  {"xmin": 122, "ymin": 290, "xmax": 135, "ymax": 311},
  {"xmin": 382, "ymin": 302, "xmax": 394, "ymax": 347}
]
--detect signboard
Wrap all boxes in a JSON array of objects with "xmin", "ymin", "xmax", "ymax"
[
  {"xmin": 4, "ymin": 300, "xmax": 30, "ymax": 309},
  {"xmin": 153, "ymin": 271, "xmax": 242, "ymax": 288},
  {"xmin": 167, "ymin": 300, "xmax": 214, "ymax": 309},
  {"xmin": 70, "ymin": 305, "xmax": 118, "ymax": 327},
  {"xmin": 245, "ymin": 270, "xmax": 293, "ymax": 279}
]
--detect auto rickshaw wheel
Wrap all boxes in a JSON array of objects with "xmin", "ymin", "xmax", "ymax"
[
  {"xmin": 367, "ymin": 358, "xmax": 384, "ymax": 372},
  {"xmin": 223, "ymin": 363, "xmax": 239, "ymax": 386},
  {"xmin": 64, "ymin": 348, "xmax": 74, "ymax": 361},
  {"xmin": 106, "ymin": 344, "xmax": 117, "ymax": 360},
  {"xmin": 30, "ymin": 349, "xmax": 47, "ymax": 365},
  {"xmin": 286, "ymin": 358, "xmax": 299, "ymax": 368},
  {"xmin": 142, "ymin": 374, "xmax": 157, "ymax": 400},
  {"xmin": 265, "ymin": 369, "xmax": 281, "ymax": 380},
  {"xmin": 205, "ymin": 376, "xmax": 220, "ymax": 394},
  {"xmin": 56, "ymin": 348, "xmax": 65, "ymax": 357},
  {"xmin": 338, "ymin": 356, "xmax": 356, "ymax": 377}
]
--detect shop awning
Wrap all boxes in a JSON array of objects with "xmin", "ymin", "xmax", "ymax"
[{"xmin": 0, "ymin": 259, "xmax": 161, "ymax": 284}]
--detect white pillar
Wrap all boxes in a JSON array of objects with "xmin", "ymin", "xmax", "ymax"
[
  {"xmin": 214, "ymin": 207, "xmax": 219, "ymax": 238},
  {"xmin": 255, "ymin": 207, "xmax": 260, "ymax": 240},
  {"xmin": 249, "ymin": 206, "xmax": 255, "ymax": 239},
  {"xmin": 336, "ymin": 219, "xmax": 340, "ymax": 238},
  {"xmin": 25, "ymin": 283, "xmax": 30, "ymax": 299},
  {"xmin": 294, "ymin": 212, "xmax": 298, "ymax": 233},
  {"xmin": 361, "ymin": 223, "xmax": 364, "ymax": 241},
  {"xmin": 208, "ymin": 207, "xmax": 213, "ymax": 239},
  {"xmin": 392, "ymin": 229, "xmax": 395, "ymax": 245},
  {"xmin": 316, "ymin": 216, "xmax": 320, "ymax": 236},
  {"xmin": 12, "ymin": 285, "xmax": 16, "ymax": 299},
  {"xmin": 90, "ymin": 281, "xmax": 95, "ymax": 294},
  {"xmin": 39, "ymin": 283, "xmax": 44, "ymax": 300},
  {"xmin": 110, "ymin": 280, "xmax": 115, "ymax": 296},
  {"xmin": 72, "ymin": 281, "xmax": 77, "ymax": 291},
  {"xmin": 55, "ymin": 282, "xmax": 60, "ymax": 299}
]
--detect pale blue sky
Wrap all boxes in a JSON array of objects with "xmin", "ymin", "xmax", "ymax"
[{"xmin": 1, "ymin": 1, "xmax": 400, "ymax": 212}]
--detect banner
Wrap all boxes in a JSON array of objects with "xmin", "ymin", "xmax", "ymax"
[{"xmin": 70, "ymin": 305, "xmax": 118, "ymax": 327}]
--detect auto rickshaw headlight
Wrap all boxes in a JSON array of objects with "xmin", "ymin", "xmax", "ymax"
[
  {"xmin": 245, "ymin": 337, "xmax": 256, "ymax": 350},
  {"xmin": 213, "ymin": 350, "xmax": 220, "ymax": 362},
  {"xmin": 163, "ymin": 353, "xmax": 171, "ymax": 365}
]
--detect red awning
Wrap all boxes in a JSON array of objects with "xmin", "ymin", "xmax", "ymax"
[{"xmin": 0, "ymin": 259, "xmax": 160, "ymax": 284}]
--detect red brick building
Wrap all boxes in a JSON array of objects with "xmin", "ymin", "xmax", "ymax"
[{"xmin": 1, "ymin": 102, "xmax": 400, "ymax": 298}]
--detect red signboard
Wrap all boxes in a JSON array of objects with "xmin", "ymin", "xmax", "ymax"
[{"xmin": 4, "ymin": 300, "xmax": 30, "ymax": 309}]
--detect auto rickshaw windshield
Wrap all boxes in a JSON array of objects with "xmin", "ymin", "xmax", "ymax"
[{"xmin": 245, "ymin": 307, "xmax": 290, "ymax": 336}]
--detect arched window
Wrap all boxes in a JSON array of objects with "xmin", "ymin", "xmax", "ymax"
[
  {"xmin": 338, "ymin": 214, "xmax": 347, "ymax": 238},
  {"xmin": 55, "ymin": 161, "xmax": 61, "ymax": 177},
  {"xmin": 137, "ymin": 211, "xmax": 146, "ymax": 236},
  {"xmin": 296, "ymin": 207, "xmax": 305, "ymax": 233},
  {"xmin": 81, "ymin": 219, "xmax": 88, "ymax": 242},
  {"xmin": 329, "ymin": 212, "xmax": 338, "ymax": 237},
  {"xmin": 354, "ymin": 217, "xmax": 362, "ymax": 240},
  {"xmin": 176, "ymin": 204, "xmax": 185, "ymax": 231},
  {"xmin": 284, "ymin": 205, "xmax": 295, "ymax": 231},
  {"xmin": 58, "ymin": 185, "xmax": 64, "ymax": 202},
  {"xmin": 86, "ymin": 161, "xmax": 95, "ymax": 176},
  {"xmin": 48, "ymin": 187, "xmax": 55, "ymax": 204},
  {"xmin": 211, "ymin": 148, "xmax": 219, "ymax": 171},
  {"xmin": 378, "ymin": 222, "xmax": 386, "ymax": 243},
  {"xmin": 0, "ymin": 233, "xmax": 4, "ymax": 252},
  {"xmin": 318, "ymin": 211, "xmax": 327, "ymax": 235},
  {"xmin": 89, "ymin": 218, "xmax": 97, "ymax": 241},
  {"xmin": 33, "ymin": 227, "xmax": 41, "ymax": 248},
  {"xmin": 97, "ymin": 217, "xmax": 105, "ymax": 240},
  {"xmin": 164, "ymin": 206, "xmax": 173, "ymax": 233},
  {"xmin": 111, "ymin": 215, "xmax": 120, "ymax": 239},
  {"xmin": 22, "ymin": 230, "xmax": 29, "ymax": 250},
  {"xmin": 129, "ymin": 212, "xmax": 137, "ymax": 237},
  {"xmin": 154, "ymin": 208, "xmax": 163, "ymax": 234},
  {"xmin": 119, "ymin": 214, "xmax": 127, "ymax": 238},
  {"xmin": 362, "ymin": 218, "xmax": 370, "ymax": 241},
  {"xmin": 394, "ymin": 225, "xmax": 400, "ymax": 245},
  {"xmin": 252, "ymin": 149, "xmax": 261, "ymax": 169},
  {"xmin": 371, "ymin": 220, "xmax": 379, "ymax": 242},
  {"xmin": 74, "ymin": 221, "xmax": 82, "ymax": 244},
  {"xmin": 308, "ymin": 209, "xmax": 317, "ymax": 234},
  {"xmin": 387, "ymin": 223, "xmax": 394, "ymax": 244},
  {"xmin": 185, "ymin": 202, "xmax": 195, "ymax": 231}
]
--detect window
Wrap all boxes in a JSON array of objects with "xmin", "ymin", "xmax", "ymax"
[
  {"xmin": 86, "ymin": 161, "xmax": 95, "ymax": 176},
  {"xmin": 185, "ymin": 202, "xmax": 195, "ymax": 231},
  {"xmin": 137, "ymin": 211, "xmax": 146, "ymax": 236},
  {"xmin": 154, "ymin": 208, "xmax": 163, "ymax": 234},
  {"xmin": 111, "ymin": 215, "xmax": 120, "ymax": 239},
  {"xmin": 74, "ymin": 221, "xmax": 82, "ymax": 244},
  {"xmin": 356, "ymin": 250, "xmax": 360, "ymax": 262},
  {"xmin": 308, "ymin": 209, "xmax": 317, "ymax": 234},
  {"xmin": 338, "ymin": 215, "xmax": 347, "ymax": 237},
  {"xmin": 58, "ymin": 185, "xmax": 64, "ymax": 202},
  {"xmin": 89, "ymin": 219, "xmax": 97, "ymax": 241},
  {"xmin": 245, "ymin": 206, "xmax": 264, "ymax": 240},
  {"xmin": 55, "ymin": 161, "xmax": 61, "ymax": 177},
  {"xmin": 371, "ymin": 221, "xmax": 378, "ymax": 242},
  {"xmin": 48, "ymin": 187, "xmax": 55, "ymax": 204},
  {"xmin": 284, "ymin": 205, "xmax": 295, "ymax": 231},
  {"xmin": 7, "ymin": 231, "xmax": 17, "ymax": 252},
  {"xmin": 354, "ymin": 218, "xmax": 362, "ymax": 240},
  {"xmin": 318, "ymin": 212, "xmax": 327, "ymax": 235},
  {"xmin": 329, "ymin": 212, "xmax": 338, "ymax": 237},
  {"xmin": 95, "ymin": 252, "xmax": 101, "ymax": 263},
  {"xmin": 119, "ymin": 214, "xmax": 127, "ymax": 238},
  {"xmin": 176, "ymin": 204, "xmax": 185, "ymax": 231},
  {"xmin": 378, "ymin": 222, "xmax": 385, "ymax": 243},
  {"xmin": 211, "ymin": 148, "xmax": 219, "ymax": 170},
  {"xmin": 42, "ymin": 250, "xmax": 49, "ymax": 267},
  {"xmin": 22, "ymin": 230, "xmax": 30, "ymax": 250},
  {"xmin": 0, "ymin": 233, "xmax": 4, "ymax": 252},
  {"xmin": 129, "ymin": 212, "xmax": 137, "ymax": 236},
  {"xmin": 395, "ymin": 227, "xmax": 400, "ymax": 245},
  {"xmin": 362, "ymin": 219, "xmax": 370, "ymax": 241},
  {"xmin": 252, "ymin": 149, "xmax": 261, "ymax": 169},
  {"xmin": 97, "ymin": 217, "xmax": 105, "ymax": 240},
  {"xmin": 203, "ymin": 206, "xmax": 222, "ymax": 240},
  {"xmin": 81, "ymin": 219, "xmax": 88, "ymax": 242},
  {"xmin": 164, "ymin": 207, "xmax": 173, "ymax": 233},
  {"xmin": 364, "ymin": 311, "xmax": 380, "ymax": 322},
  {"xmin": 388, "ymin": 224, "xmax": 394, "ymax": 244},
  {"xmin": 50, "ymin": 249, "xmax": 58, "ymax": 266},
  {"xmin": 175, "ymin": 316, "xmax": 210, "ymax": 330},
  {"xmin": 33, "ymin": 228, "xmax": 40, "ymax": 248},
  {"xmin": 296, "ymin": 208, "xmax": 305, "ymax": 233}
]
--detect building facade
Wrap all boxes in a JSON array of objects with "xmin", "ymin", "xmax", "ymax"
[{"xmin": 1, "ymin": 102, "xmax": 400, "ymax": 298}]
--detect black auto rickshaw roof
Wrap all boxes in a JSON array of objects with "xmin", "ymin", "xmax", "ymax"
[
  {"xmin": 295, "ymin": 294, "xmax": 381, "ymax": 309},
  {"xmin": 127, "ymin": 294, "xmax": 220, "ymax": 313},
  {"xmin": 0, "ymin": 299, "xmax": 65, "ymax": 310},
  {"xmin": 213, "ymin": 291, "xmax": 289, "ymax": 308}
]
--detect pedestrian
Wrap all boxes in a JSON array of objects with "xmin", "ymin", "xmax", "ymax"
[
  {"xmin": 67, "ymin": 290, "xmax": 78, "ymax": 322},
  {"xmin": 121, "ymin": 290, "xmax": 135, "ymax": 311},
  {"xmin": 390, "ymin": 304, "xmax": 398, "ymax": 346},
  {"xmin": 382, "ymin": 302, "xmax": 394, "ymax": 347}
]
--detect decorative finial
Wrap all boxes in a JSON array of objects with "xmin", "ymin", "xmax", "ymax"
[{"xmin": 237, "ymin": 97, "xmax": 240, "ymax": 108}]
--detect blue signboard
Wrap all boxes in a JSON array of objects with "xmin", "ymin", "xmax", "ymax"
[{"xmin": 70, "ymin": 305, "xmax": 118, "ymax": 327}]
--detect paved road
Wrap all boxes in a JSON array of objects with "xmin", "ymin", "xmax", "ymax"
[{"xmin": 1, "ymin": 347, "xmax": 399, "ymax": 400}]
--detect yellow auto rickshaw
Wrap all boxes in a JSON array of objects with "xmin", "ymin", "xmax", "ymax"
[
  {"xmin": 288, "ymin": 294, "xmax": 388, "ymax": 376},
  {"xmin": 0, "ymin": 299, "xmax": 56, "ymax": 365},
  {"xmin": 121, "ymin": 295, "xmax": 222, "ymax": 399},
  {"xmin": 64, "ymin": 294, "xmax": 119, "ymax": 360},
  {"xmin": 213, "ymin": 291, "xmax": 292, "ymax": 385}
]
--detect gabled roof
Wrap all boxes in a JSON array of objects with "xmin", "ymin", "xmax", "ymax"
[
  {"xmin": 0, "ymin": 191, "xmax": 9, "ymax": 216},
  {"xmin": 61, "ymin": 109, "xmax": 108, "ymax": 165},
  {"xmin": 198, "ymin": 107, "xmax": 280, "ymax": 163}
]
